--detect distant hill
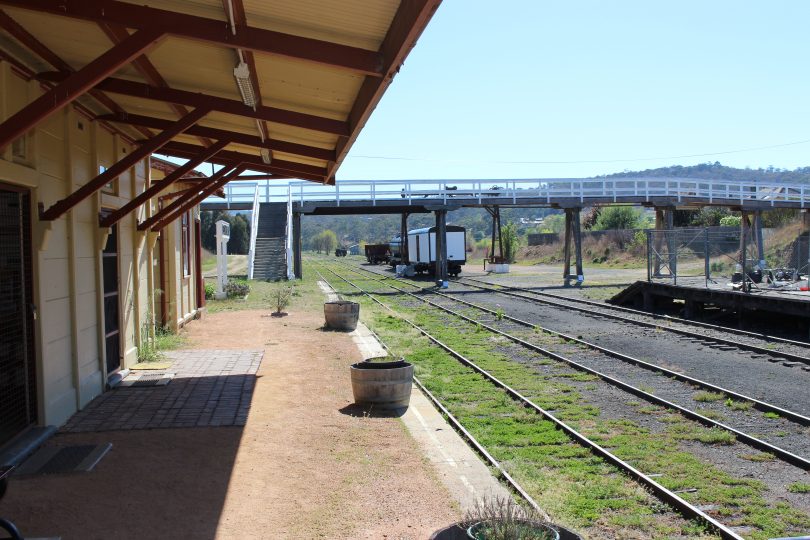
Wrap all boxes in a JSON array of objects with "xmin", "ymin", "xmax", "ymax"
[
  {"xmin": 606, "ymin": 162, "xmax": 810, "ymax": 184},
  {"xmin": 301, "ymin": 162, "xmax": 810, "ymax": 247}
]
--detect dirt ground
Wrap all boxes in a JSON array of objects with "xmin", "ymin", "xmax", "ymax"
[{"xmin": 3, "ymin": 307, "xmax": 460, "ymax": 539}]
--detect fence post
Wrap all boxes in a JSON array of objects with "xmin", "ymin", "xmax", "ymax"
[
  {"xmin": 646, "ymin": 231, "xmax": 652, "ymax": 282},
  {"xmin": 704, "ymin": 227, "xmax": 710, "ymax": 288}
]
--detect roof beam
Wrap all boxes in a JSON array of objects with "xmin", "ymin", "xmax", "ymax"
[
  {"xmin": 158, "ymin": 141, "xmax": 327, "ymax": 182},
  {"xmin": 0, "ymin": 0, "xmax": 384, "ymax": 76},
  {"xmin": 139, "ymin": 165, "xmax": 248, "ymax": 231},
  {"xmin": 39, "ymin": 72, "xmax": 349, "ymax": 136},
  {"xmin": 0, "ymin": 9, "xmax": 155, "ymax": 141},
  {"xmin": 41, "ymin": 107, "xmax": 209, "ymax": 220},
  {"xmin": 97, "ymin": 112, "xmax": 335, "ymax": 162},
  {"xmin": 0, "ymin": 28, "xmax": 165, "ymax": 152},
  {"xmin": 97, "ymin": 21, "xmax": 214, "ymax": 148},
  {"xmin": 329, "ymin": 0, "xmax": 442, "ymax": 183},
  {"xmin": 99, "ymin": 138, "xmax": 229, "ymax": 228}
]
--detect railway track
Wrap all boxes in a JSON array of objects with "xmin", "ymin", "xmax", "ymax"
[
  {"xmin": 454, "ymin": 275, "xmax": 810, "ymax": 366},
  {"xmin": 312, "ymin": 262, "xmax": 748, "ymax": 540},
  {"xmin": 333, "ymin": 260, "xmax": 809, "ymax": 467}
]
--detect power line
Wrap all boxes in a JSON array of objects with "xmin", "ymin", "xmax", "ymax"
[{"xmin": 351, "ymin": 138, "xmax": 810, "ymax": 165}]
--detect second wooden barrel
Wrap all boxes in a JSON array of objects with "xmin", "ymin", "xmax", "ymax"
[
  {"xmin": 350, "ymin": 359, "xmax": 413, "ymax": 410},
  {"xmin": 324, "ymin": 300, "xmax": 360, "ymax": 331}
]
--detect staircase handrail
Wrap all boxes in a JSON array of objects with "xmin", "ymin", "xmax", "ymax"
[{"xmin": 247, "ymin": 183, "xmax": 261, "ymax": 280}]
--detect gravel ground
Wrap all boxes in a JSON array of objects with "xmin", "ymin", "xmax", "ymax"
[
  {"xmin": 440, "ymin": 284, "xmax": 810, "ymax": 417},
  {"xmin": 458, "ymin": 276, "xmax": 810, "ymax": 362}
]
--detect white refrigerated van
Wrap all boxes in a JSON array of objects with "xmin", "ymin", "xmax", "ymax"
[{"xmin": 407, "ymin": 226, "xmax": 467, "ymax": 276}]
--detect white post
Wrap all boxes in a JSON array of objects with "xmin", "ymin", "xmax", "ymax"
[{"xmin": 215, "ymin": 220, "xmax": 230, "ymax": 300}]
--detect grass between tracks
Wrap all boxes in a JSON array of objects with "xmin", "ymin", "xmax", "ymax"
[{"xmin": 315, "ymin": 259, "xmax": 810, "ymax": 540}]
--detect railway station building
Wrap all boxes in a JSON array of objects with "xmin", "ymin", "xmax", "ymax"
[{"xmin": 0, "ymin": 0, "xmax": 440, "ymax": 452}]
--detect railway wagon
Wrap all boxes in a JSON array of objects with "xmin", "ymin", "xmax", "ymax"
[
  {"xmin": 364, "ymin": 243, "xmax": 391, "ymax": 264},
  {"xmin": 407, "ymin": 226, "xmax": 466, "ymax": 276}
]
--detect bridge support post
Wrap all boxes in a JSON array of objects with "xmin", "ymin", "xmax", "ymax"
[
  {"xmin": 739, "ymin": 211, "xmax": 753, "ymax": 292},
  {"xmin": 293, "ymin": 211, "xmax": 302, "ymax": 279},
  {"xmin": 485, "ymin": 206, "xmax": 504, "ymax": 269},
  {"xmin": 563, "ymin": 208, "xmax": 583, "ymax": 286},
  {"xmin": 754, "ymin": 210, "xmax": 766, "ymax": 270},
  {"xmin": 435, "ymin": 210, "xmax": 448, "ymax": 286},
  {"xmin": 400, "ymin": 212, "xmax": 409, "ymax": 264},
  {"xmin": 653, "ymin": 206, "xmax": 675, "ymax": 279}
]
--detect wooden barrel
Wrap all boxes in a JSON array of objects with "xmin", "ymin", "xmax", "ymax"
[
  {"xmin": 324, "ymin": 300, "xmax": 360, "ymax": 331},
  {"xmin": 350, "ymin": 359, "xmax": 413, "ymax": 410}
]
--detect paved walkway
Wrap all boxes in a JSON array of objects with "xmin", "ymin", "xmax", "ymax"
[{"xmin": 62, "ymin": 350, "xmax": 263, "ymax": 432}]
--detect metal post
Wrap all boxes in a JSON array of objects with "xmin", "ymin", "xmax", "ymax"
[
  {"xmin": 400, "ymin": 212, "xmax": 409, "ymax": 264},
  {"xmin": 563, "ymin": 209, "xmax": 572, "ymax": 285},
  {"xmin": 704, "ymin": 227, "xmax": 710, "ymax": 287},
  {"xmin": 435, "ymin": 210, "xmax": 448, "ymax": 286},
  {"xmin": 654, "ymin": 208, "xmax": 664, "ymax": 276},
  {"xmin": 646, "ymin": 231, "xmax": 652, "ymax": 282},
  {"xmin": 293, "ymin": 211, "xmax": 302, "ymax": 279},
  {"xmin": 739, "ymin": 211, "xmax": 748, "ymax": 293},
  {"xmin": 754, "ymin": 210, "xmax": 766, "ymax": 270},
  {"xmin": 572, "ymin": 207, "xmax": 584, "ymax": 285},
  {"xmin": 665, "ymin": 208, "xmax": 676, "ymax": 284}
]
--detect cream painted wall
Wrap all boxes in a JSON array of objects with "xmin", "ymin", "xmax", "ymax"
[{"xmin": 0, "ymin": 61, "xmax": 198, "ymax": 429}]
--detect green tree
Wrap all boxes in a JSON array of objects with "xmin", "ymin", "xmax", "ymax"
[{"xmin": 593, "ymin": 206, "xmax": 641, "ymax": 230}]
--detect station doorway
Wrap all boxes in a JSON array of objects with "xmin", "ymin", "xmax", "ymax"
[{"xmin": 0, "ymin": 184, "xmax": 37, "ymax": 447}]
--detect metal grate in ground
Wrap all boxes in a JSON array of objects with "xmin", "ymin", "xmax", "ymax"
[
  {"xmin": 118, "ymin": 372, "xmax": 175, "ymax": 388},
  {"xmin": 62, "ymin": 349, "xmax": 263, "ymax": 432},
  {"xmin": 14, "ymin": 444, "xmax": 111, "ymax": 476}
]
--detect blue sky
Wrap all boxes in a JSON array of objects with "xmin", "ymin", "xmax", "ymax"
[{"xmin": 337, "ymin": 1, "xmax": 810, "ymax": 181}]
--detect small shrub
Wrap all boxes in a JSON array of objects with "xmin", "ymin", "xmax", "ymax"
[
  {"xmin": 270, "ymin": 285, "xmax": 294, "ymax": 314},
  {"xmin": 763, "ymin": 412, "xmax": 780, "ymax": 420},
  {"xmin": 463, "ymin": 496, "xmax": 554, "ymax": 540},
  {"xmin": 225, "ymin": 279, "xmax": 250, "ymax": 298},
  {"xmin": 204, "ymin": 282, "xmax": 215, "ymax": 300}
]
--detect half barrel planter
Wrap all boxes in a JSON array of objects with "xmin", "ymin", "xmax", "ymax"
[
  {"xmin": 350, "ymin": 359, "xmax": 414, "ymax": 410},
  {"xmin": 324, "ymin": 300, "xmax": 360, "ymax": 331}
]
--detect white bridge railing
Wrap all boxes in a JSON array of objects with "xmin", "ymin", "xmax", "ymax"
[{"xmin": 206, "ymin": 177, "xmax": 810, "ymax": 208}]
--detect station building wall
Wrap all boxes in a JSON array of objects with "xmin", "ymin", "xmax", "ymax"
[{"xmin": 0, "ymin": 60, "xmax": 201, "ymax": 439}]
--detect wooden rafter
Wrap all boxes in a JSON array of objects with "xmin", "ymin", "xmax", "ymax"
[
  {"xmin": 99, "ymin": 138, "xmax": 229, "ymax": 227},
  {"xmin": 41, "ymin": 107, "xmax": 209, "ymax": 220},
  {"xmin": 0, "ymin": 28, "xmax": 165, "ymax": 151},
  {"xmin": 39, "ymin": 72, "xmax": 349, "ymax": 136},
  {"xmin": 157, "ymin": 140, "xmax": 326, "ymax": 181},
  {"xmin": 0, "ymin": 0, "xmax": 384, "ymax": 76},
  {"xmin": 97, "ymin": 113, "xmax": 335, "ymax": 162},
  {"xmin": 0, "ymin": 9, "xmax": 155, "ymax": 140},
  {"xmin": 96, "ymin": 21, "xmax": 214, "ymax": 148}
]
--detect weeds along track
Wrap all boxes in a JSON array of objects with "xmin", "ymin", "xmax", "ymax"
[
  {"xmin": 355, "ymin": 265, "xmax": 810, "ymax": 419},
  {"xmin": 337, "ymin": 261, "xmax": 809, "ymax": 467},
  {"xmin": 315, "ymin": 259, "xmax": 810, "ymax": 539},
  {"xmin": 458, "ymin": 275, "xmax": 810, "ymax": 366}
]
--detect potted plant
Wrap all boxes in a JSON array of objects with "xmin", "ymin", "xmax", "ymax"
[{"xmin": 464, "ymin": 497, "xmax": 559, "ymax": 540}]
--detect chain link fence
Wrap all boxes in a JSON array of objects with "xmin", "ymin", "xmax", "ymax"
[{"xmin": 646, "ymin": 226, "xmax": 809, "ymax": 291}]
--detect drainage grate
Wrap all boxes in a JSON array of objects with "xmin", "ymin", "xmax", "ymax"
[
  {"xmin": 14, "ymin": 443, "xmax": 112, "ymax": 476},
  {"xmin": 118, "ymin": 373, "xmax": 175, "ymax": 388}
]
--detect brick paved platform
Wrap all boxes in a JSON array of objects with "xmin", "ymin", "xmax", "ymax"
[{"xmin": 62, "ymin": 349, "xmax": 263, "ymax": 432}]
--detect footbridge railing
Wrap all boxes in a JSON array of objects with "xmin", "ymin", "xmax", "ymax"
[{"xmin": 205, "ymin": 177, "xmax": 810, "ymax": 209}]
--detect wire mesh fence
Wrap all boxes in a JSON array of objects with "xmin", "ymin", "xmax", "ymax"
[{"xmin": 646, "ymin": 226, "xmax": 809, "ymax": 291}]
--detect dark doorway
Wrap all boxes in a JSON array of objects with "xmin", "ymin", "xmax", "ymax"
[
  {"xmin": 0, "ymin": 184, "xmax": 37, "ymax": 447},
  {"xmin": 101, "ymin": 222, "xmax": 121, "ymax": 375}
]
